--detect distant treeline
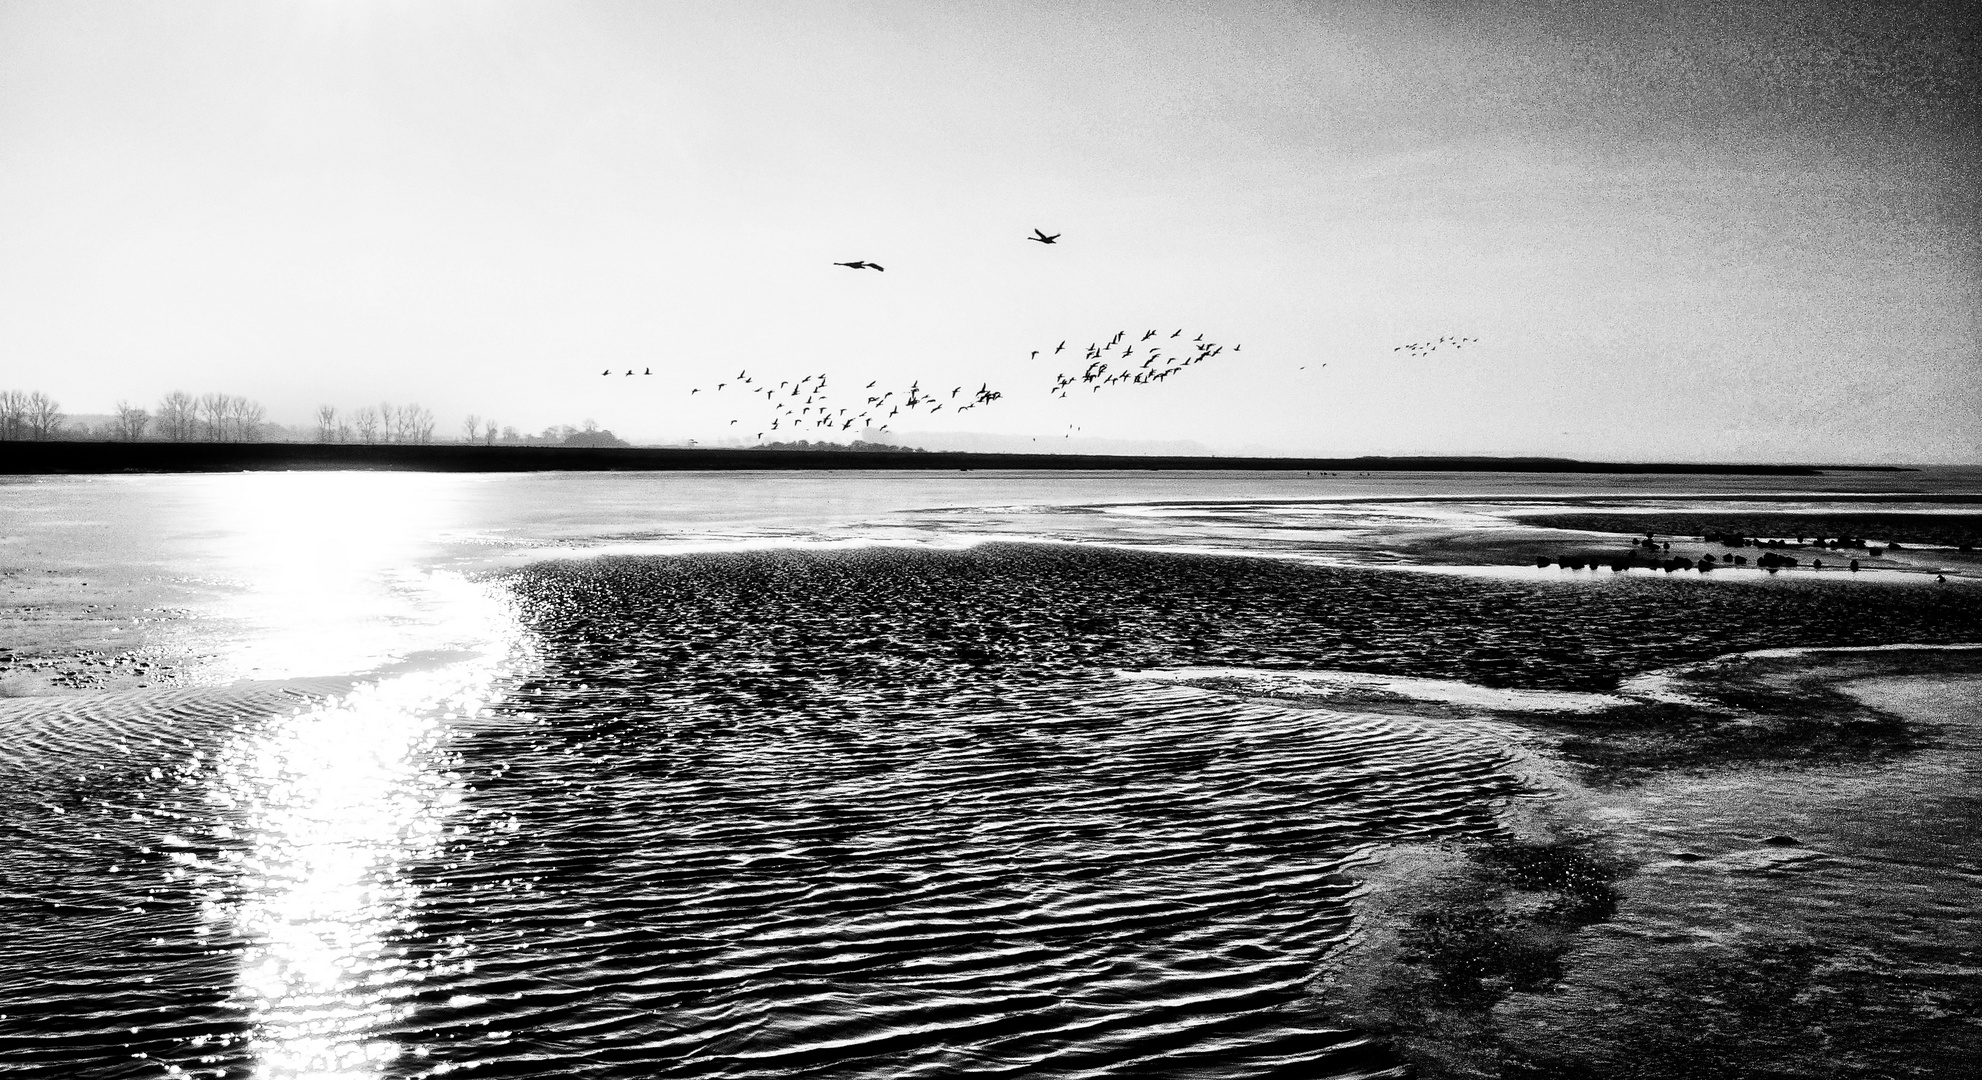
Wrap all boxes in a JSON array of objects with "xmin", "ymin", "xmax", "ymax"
[
  {"xmin": 1, "ymin": 389, "xmax": 286, "ymax": 442},
  {"xmin": 425, "ymin": 412, "xmax": 627, "ymax": 448},
  {"xmin": 0, "ymin": 441, "xmax": 1841, "ymax": 477},
  {"xmin": 0, "ymin": 390, "xmax": 63, "ymax": 440},
  {"xmin": 315, "ymin": 407, "xmax": 629, "ymax": 446},
  {"xmin": 308, "ymin": 402, "xmax": 437, "ymax": 444},
  {"xmin": 0, "ymin": 388, "xmax": 628, "ymax": 448}
]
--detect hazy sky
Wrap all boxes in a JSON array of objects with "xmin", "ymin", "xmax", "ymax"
[{"xmin": 2, "ymin": 0, "xmax": 1976, "ymax": 461}]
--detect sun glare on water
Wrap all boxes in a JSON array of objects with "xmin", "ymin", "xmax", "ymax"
[
  {"xmin": 210, "ymin": 618, "xmax": 523, "ymax": 1077},
  {"xmin": 173, "ymin": 473, "xmax": 528, "ymax": 1076},
  {"xmin": 169, "ymin": 471, "xmax": 508, "ymax": 681}
]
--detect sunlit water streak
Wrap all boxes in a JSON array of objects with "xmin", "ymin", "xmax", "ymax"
[
  {"xmin": 0, "ymin": 474, "xmax": 533, "ymax": 1078},
  {"xmin": 140, "ymin": 476, "xmax": 538, "ymax": 1073},
  {"xmin": 206, "ymin": 588, "xmax": 526, "ymax": 1078}
]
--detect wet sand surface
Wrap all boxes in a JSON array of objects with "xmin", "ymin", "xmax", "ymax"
[
  {"xmin": 1312, "ymin": 658, "xmax": 1982, "ymax": 1079},
  {"xmin": 1, "ymin": 471, "xmax": 1978, "ymax": 1078},
  {"xmin": 1501, "ymin": 672, "xmax": 1982, "ymax": 1079}
]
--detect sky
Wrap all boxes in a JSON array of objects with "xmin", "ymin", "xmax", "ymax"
[{"xmin": 1, "ymin": 0, "xmax": 1976, "ymax": 462}]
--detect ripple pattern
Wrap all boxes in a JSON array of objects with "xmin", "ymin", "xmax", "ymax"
[
  {"xmin": 0, "ymin": 685, "xmax": 337, "ymax": 1076},
  {"xmin": 391, "ymin": 679, "xmax": 1510, "ymax": 1079},
  {"xmin": 5, "ymin": 542, "xmax": 1980, "ymax": 1077}
]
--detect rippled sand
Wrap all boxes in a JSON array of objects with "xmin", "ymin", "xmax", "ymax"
[{"xmin": 2, "ymin": 472, "xmax": 1978, "ymax": 1078}]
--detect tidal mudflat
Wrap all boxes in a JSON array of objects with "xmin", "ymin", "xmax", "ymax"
[{"xmin": 1, "ymin": 470, "xmax": 1976, "ymax": 1077}]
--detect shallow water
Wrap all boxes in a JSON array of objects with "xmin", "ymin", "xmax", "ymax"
[
  {"xmin": 1, "ymin": 470, "xmax": 1978, "ymax": 1077},
  {"xmin": 1485, "ymin": 671, "xmax": 1982, "ymax": 1077}
]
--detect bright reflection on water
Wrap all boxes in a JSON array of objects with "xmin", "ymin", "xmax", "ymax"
[
  {"xmin": 156, "ymin": 475, "xmax": 531, "ymax": 1078},
  {"xmin": 171, "ymin": 472, "xmax": 515, "ymax": 682},
  {"xmin": 210, "ymin": 585, "xmax": 524, "ymax": 1078}
]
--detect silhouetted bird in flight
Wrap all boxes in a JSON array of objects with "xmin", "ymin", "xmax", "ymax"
[
  {"xmin": 834, "ymin": 261, "xmax": 885, "ymax": 271},
  {"xmin": 1393, "ymin": 336, "xmax": 1476, "ymax": 355},
  {"xmin": 601, "ymin": 369, "xmax": 611, "ymax": 376},
  {"xmin": 1028, "ymin": 229, "xmax": 1060, "ymax": 244}
]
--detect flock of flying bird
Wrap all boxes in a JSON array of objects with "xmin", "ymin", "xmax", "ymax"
[
  {"xmin": 678, "ymin": 369, "xmax": 1009, "ymax": 441},
  {"xmin": 1042, "ymin": 328, "xmax": 1231, "ymax": 399},
  {"xmin": 1393, "ymin": 335, "xmax": 1478, "ymax": 355},
  {"xmin": 597, "ymin": 227, "xmax": 1477, "ymax": 441}
]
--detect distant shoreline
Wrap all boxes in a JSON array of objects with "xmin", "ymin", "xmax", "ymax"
[{"xmin": 0, "ymin": 441, "xmax": 1904, "ymax": 476}]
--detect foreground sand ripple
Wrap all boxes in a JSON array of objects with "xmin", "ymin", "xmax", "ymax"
[
  {"xmin": 4, "ymin": 542, "xmax": 1980, "ymax": 1078},
  {"xmin": 0, "ymin": 682, "xmax": 350, "ymax": 1074},
  {"xmin": 385, "ymin": 677, "xmax": 1512, "ymax": 1079}
]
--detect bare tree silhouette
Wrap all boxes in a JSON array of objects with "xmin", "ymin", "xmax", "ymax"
[
  {"xmin": 25, "ymin": 392, "xmax": 63, "ymax": 440},
  {"xmin": 401, "ymin": 404, "xmax": 435, "ymax": 444},
  {"xmin": 461, "ymin": 414, "xmax": 482, "ymax": 443},
  {"xmin": 193, "ymin": 393, "xmax": 265, "ymax": 441},
  {"xmin": 112, "ymin": 401, "xmax": 149, "ymax": 441},
  {"xmin": 156, "ymin": 391, "xmax": 199, "ymax": 441},
  {"xmin": 231, "ymin": 397, "xmax": 266, "ymax": 441},
  {"xmin": 196, "ymin": 393, "xmax": 228, "ymax": 440},
  {"xmin": 351, "ymin": 405, "xmax": 381, "ymax": 443},
  {"xmin": 0, "ymin": 390, "xmax": 26, "ymax": 440},
  {"xmin": 325, "ymin": 401, "xmax": 437, "ymax": 444}
]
